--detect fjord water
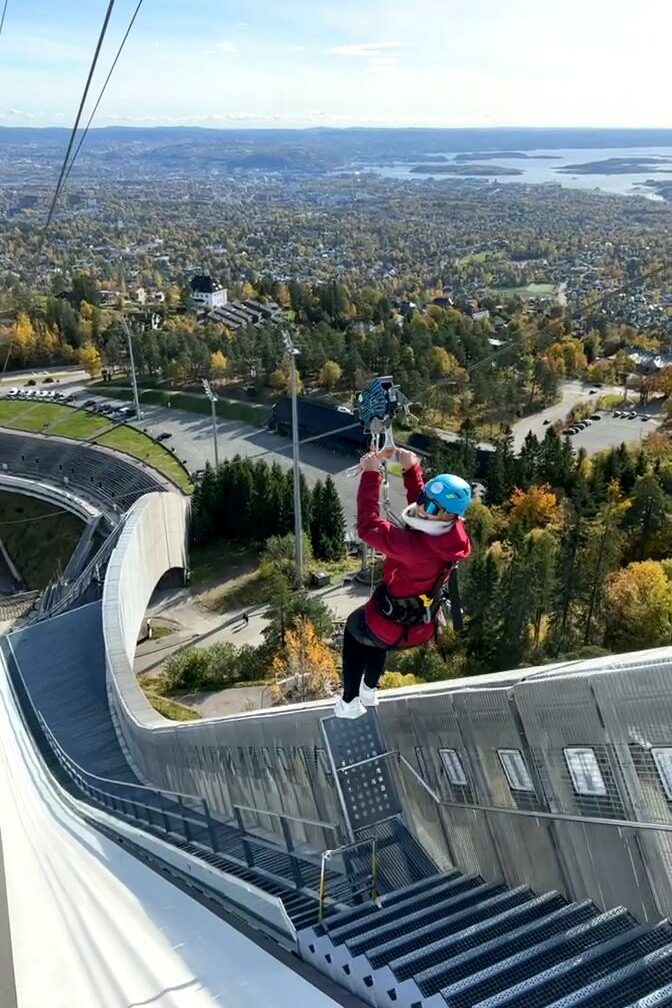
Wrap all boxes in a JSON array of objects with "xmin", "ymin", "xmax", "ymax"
[{"xmin": 368, "ymin": 146, "xmax": 672, "ymax": 197}]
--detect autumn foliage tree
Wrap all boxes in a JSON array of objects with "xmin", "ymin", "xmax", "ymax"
[
  {"xmin": 270, "ymin": 617, "xmax": 338, "ymax": 703},
  {"xmin": 604, "ymin": 561, "xmax": 672, "ymax": 651}
]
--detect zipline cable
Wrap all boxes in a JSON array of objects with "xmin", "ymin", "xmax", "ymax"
[
  {"xmin": 0, "ymin": 1, "xmax": 9, "ymax": 40},
  {"xmin": 44, "ymin": 0, "xmax": 117, "ymax": 235},
  {"xmin": 61, "ymin": 0, "xmax": 145, "ymax": 190}
]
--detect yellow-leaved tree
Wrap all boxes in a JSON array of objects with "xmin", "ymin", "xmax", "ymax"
[
  {"xmin": 270, "ymin": 617, "xmax": 338, "ymax": 704},
  {"xmin": 604, "ymin": 561, "xmax": 672, "ymax": 651},
  {"xmin": 77, "ymin": 343, "xmax": 102, "ymax": 378},
  {"xmin": 209, "ymin": 350, "xmax": 228, "ymax": 379},
  {"xmin": 319, "ymin": 359, "xmax": 342, "ymax": 390},
  {"xmin": 508, "ymin": 484, "xmax": 560, "ymax": 531},
  {"xmin": 13, "ymin": 313, "xmax": 36, "ymax": 363}
]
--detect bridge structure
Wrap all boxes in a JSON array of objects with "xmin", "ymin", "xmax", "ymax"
[{"xmin": 3, "ymin": 464, "xmax": 672, "ymax": 1003}]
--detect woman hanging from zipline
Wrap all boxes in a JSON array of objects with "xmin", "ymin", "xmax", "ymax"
[{"xmin": 334, "ymin": 446, "xmax": 472, "ymax": 718}]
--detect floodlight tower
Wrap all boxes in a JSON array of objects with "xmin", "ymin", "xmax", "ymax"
[
  {"xmin": 283, "ymin": 330, "xmax": 304, "ymax": 587},
  {"xmin": 201, "ymin": 379, "xmax": 220, "ymax": 469}
]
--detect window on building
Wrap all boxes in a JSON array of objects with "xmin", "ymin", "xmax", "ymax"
[
  {"xmin": 439, "ymin": 748, "xmax": 468, "ymax": 787},
  {"xmin": 651, "ymin": 748, "xmax": 672, "ymax": 801},
  {"xmin": 498, "ymin": 748, "xmax": 534, "ymax": 792},
  {"xmin": 564, "ymin": 747, "xmax": 607, "ymax": 797}
]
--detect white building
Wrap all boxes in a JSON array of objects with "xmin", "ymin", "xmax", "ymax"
[{"xmin": 190, "ymin": 275, "xmax": 227, "ymax": 310}]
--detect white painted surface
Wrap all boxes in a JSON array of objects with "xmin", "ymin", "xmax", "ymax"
[{"xmin": 0, "ymin": 667, "xmax": 338, "ymax": 1008}]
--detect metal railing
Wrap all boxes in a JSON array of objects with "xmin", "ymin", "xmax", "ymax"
[
  {"xmin": 6, "ymin": 647, "xmax": 360, "ymax": 912},
  {"xmin": 335, "ymin": 748, "xmax": 672, "ymax": 835},
  {"xmin": 318, "ymin": 837, "xmax": 379, "ymax": 922}
]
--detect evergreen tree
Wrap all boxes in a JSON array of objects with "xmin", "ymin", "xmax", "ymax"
[
  {"xmin": 462, "ymin": 549, "xmax": 501, "ymax": 670},
  {"xmin": 310, "ymin": 478, "xmax": 324, "ymax": 556},
  {"xmin": 315, "ymin": 476, "xmax": 346, "ymax": 561},
  {"xmin": 622, "ymin": 473, "xmax": 669, "ymax": 561}
]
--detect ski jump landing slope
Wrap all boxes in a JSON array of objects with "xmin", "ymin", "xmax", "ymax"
[{"xmin": 0, "ymin": 651, "xmax": 340, "ymax": 1008}]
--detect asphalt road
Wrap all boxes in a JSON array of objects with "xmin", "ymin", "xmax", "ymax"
[{"xmin": 84, "ymin": 393, "xmax": 409, "ymax": 532}]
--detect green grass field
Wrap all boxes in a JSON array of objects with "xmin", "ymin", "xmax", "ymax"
[
  {"xmin": 0, "ymin": 400, "xmax": 192, "ymax": 492},
  {"xmin": 489, "ymin": 283, "xmax": 557, "ymax": 300}
]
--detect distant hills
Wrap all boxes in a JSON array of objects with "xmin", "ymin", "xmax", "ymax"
[{"xmin": 2, "ymin": 126, "xmax": 672, "ymax": 177}]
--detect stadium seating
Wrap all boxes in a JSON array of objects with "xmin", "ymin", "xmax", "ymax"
[{"xmin": 0, "ymin": 430, "xmax": 169, "ymax": 512}]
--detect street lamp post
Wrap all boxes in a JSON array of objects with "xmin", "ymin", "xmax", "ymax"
[
  {"xmin": 201, "ymin": 379, "xmax": 220, "ymax": 469},
  {"xmin": 121, "ymin": 316, "xmax": 142, "ymax": 421},
  {"xmin": 283, "ymin": 331, "xmax": 304, "ymax": 587}
]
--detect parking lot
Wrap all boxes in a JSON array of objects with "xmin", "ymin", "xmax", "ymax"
[{"xmin": 562, "ymin": 408, "xmax": 661, "ymax": 453}]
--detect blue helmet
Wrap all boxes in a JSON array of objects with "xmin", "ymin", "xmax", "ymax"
[{"xmin": 419, "ymin": 474, "xmax": 472, "ymax": 517}]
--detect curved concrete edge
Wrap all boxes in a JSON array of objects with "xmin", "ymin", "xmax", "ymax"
[
  {"xmin": 0, "ymin": 472, "xmax": 101, "ymax": 524},
  {"xmin": 0, "ymin": 827, "xmax": 17, "ymax": 1008},
  {"xmin": 103, "ymin": 492, "xmax": 190, "ymax": 741}
]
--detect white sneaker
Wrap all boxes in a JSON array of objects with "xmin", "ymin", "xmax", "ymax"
[
  {"xmin": 334, "ymin": 697, "xmax": 367, "ymax": 719},
  {"xmin": 359, "ymin": 683, "xmax": 379, "ymax": 707}
]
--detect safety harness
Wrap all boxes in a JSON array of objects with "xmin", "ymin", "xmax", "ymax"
[{"xmin": 374, "ymin": 561, "xmax": 463, "ymax": 639}]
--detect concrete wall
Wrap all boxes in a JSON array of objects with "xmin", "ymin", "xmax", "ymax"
[{"xmin": 103, "ymin": 493, "xmax": 672, "ymax": 919}]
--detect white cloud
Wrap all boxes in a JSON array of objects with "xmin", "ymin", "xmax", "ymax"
[
  {"xmin": 329, "ymin": 41, "xmax": 401, "ymax": 57},
  {"xmin": 215, "ymin": 40, "xmax": 237, "ymax": 53}
]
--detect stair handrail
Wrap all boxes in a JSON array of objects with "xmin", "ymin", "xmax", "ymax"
[
  {"xmin": 319, "ymin": 836, "xmax": 379, "ymax": 921},
  {"xmin": 233, "ymin": 802, "xmax": 341, "ymax": 834},
  {"xmin": 347, "ymin": 748, "xmax": 672, "ymax": 836}
]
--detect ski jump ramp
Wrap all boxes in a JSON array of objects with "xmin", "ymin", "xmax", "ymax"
[{"xmin": 6, "ymin": 490, "xmax": 672, "ymax": 927}]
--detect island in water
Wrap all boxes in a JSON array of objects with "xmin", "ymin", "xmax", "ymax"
[
  {"xmin": 453, "ymin": 151, "xmax": 560, "ymax": 161},
  {"xmin": 556, "ymin": 156, "xmax": 672, "ymax": 175},
  {"xmin": 410, "ymin": 163, "xmax": 524, "ymax": 176},
  {"xmin": 643, "ymin": 180, "xmax": 672, "ymax": 201}
]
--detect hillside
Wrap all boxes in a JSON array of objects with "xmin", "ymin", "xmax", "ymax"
[{"xmin": 0, "ymin": 492, "xmax": 83, "ymax": 590}]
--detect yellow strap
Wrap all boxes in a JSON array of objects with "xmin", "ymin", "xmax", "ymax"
[{"xmin": 418, "ymin": 594, "xmax": 433, "ymax": 608}]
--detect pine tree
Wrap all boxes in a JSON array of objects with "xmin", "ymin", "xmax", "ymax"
[
  {"xmin": 310, "ymin": 479, "xmax": 324, "ymax": 556},
  {"xmin": 622, "ymin": 473, "xmax": 669, "ymax": 561},
  {"xmin": 462, "ymin": 549, "xmax": 501, "ymax": 670},
  {"xmin": 316, "ymin": 476, "xmax": 346, "ymax": 561}
]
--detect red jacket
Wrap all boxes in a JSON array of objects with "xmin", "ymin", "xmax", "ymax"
[{"xmin": 358, "ymin": 462, "xmax": 472, "ymax": 647}]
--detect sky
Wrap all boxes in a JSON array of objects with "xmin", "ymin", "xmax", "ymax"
[{"xmin": 0, "ymin": 0, "xmax": 671, "ymax": 130}]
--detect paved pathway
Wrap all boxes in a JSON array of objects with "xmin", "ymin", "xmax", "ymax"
[{"xmin": 134, "ymin": 581, "xmax": 370, "ymax": 677}]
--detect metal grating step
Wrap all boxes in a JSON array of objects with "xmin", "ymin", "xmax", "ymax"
[
  {"xmin": 321, "ymin": 871, "xmax": 454, "ymax": 934},
  {"xmin": 416, "ymin": 899, "xmax": 595, "ymax": 996},
  {"xmin": 536, "ymin": 944, "xmax": 672, "ymax": 1008},
  {"xmin": 346, "ymin": 876, "xmax": 493, "ymax": 956},
  {"xmin": 622, "ymin": 981, "xmax": 672, "ymax": 1007},
  {"xmin": 477, "ymin": 922, "xmax": 672, "ymax": 1008},
  {"xmin": 328, "ymin": 872, "xmax": 475, "ymax": 944},
  {"xmin": 366, "ymin": 886, "xmax": 532, "ymax": 971},
  {"xmin": 388, "ymin": 891, "xmax": 570, "ymax": 984},
  {"xmin": 439, "ymin": 908, "xmax": 638, "ymax": 1008}
]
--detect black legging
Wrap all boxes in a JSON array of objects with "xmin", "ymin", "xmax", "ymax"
[{"xmin": 342, "ymin": 626, "xmax": 389, "ymax": 702}]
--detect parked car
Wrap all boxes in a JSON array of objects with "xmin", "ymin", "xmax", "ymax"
[
  {"xmin": 7, "ymin": 388, "xmax": 19, "ymax": 397},
  {"xmin": 627, "ymin": 412, "xmax": 637, "ymax": 419},
  {"xmin": 157, "ymin": 432, "xmax": 172, "ymax": 441},
  {"xmin": 590, "ymin": 413, "xmax": 602, "ymax": 420},
  {"xmin": 542, "ymin": 418, "xmax": 550, "ymax": 425},
  {"xmin": 83, "ymin": 399, "xmax": 95, "ymax": 407},
  {"xmin": 613, "ymin": 411, "xmax": 622, "ymax": 418},
  {"xmin": 42, "ymin": 376, "xmax": 54, "ymax": 383},
  {"xmin": 589, "ymin": 389, "xmax": 598, "ymax": 394},
  {"xmin": 565, "ymin": 428, "xmax": 577, "ymax": 436},
  {"xmin": 25, "ymin": 378, "xmax": 35, "ymax": 386},
  {"xmin": 641, "ymin": 415, "xmax": 651, "ymax": 421},
  {"xmin": 583, "ymin": 418, "xmax": 593, "ymax": 426}
]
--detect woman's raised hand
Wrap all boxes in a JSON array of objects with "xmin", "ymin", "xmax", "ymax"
[
  {"xmin": 359, "ymin": 452, "xmax": 383, "ymax": 472},
  {"xmin": 394, "ymin": 448, "xmax": 419, "ymax": 471}
]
